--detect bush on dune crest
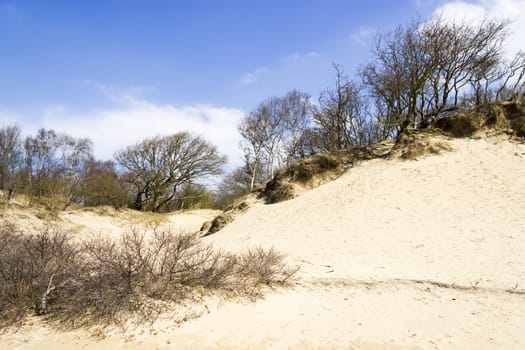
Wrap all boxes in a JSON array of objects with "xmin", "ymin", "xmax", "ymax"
[
  {"xmin": 434, "ymin": 100, "xmax": 525, "ymax": 138},
  {"xmin": 262, "ymin": 146, "xmax": 383, "ymax": 204},
  {"xmin": 0, "ymin": 223, "xmax": 296, "ymax": 329},
  {"xmin": 262, "ymin": 153, "xmax": 345, "ymax": 203}
]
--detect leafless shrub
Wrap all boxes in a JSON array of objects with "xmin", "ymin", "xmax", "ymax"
[
  {"xmin": 144, "ymin": 228, "xmax": 237, "ymax": 297},
  {"xmin": 0, "ymin": 222, "xmax": 80, "ymax": 327},
  {"xmin": 0, "ymin": 224, "xmax": 296, "ymax": 329},
  {"xmin": 0, "ymin": 222, "xmax": 27, "ymax": 327},
  {"xmin": 237, "ymin": 246, "xmax": 297, "ymax": 286}
]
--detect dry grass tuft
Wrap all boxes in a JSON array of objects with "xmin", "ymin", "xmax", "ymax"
[
  {"xmin": 434, "ymin": 114, "xmax": 478, "ymax": 137},
  {"xmin": 499, "ymin": 99, "xmax": 525, "ymax": 137},
  {"xmin": 205, "ymin": 212, "xmax": 235, "ymax": 236},
  {"xmin": 203, "ymin": 197, "xmax": 253, "ymax": 236},
  {"xmin": 434, "ymin": 99, "xmax": 525, "ymax": 138},
  {"xmin": 390, "ymin": 129, "xmax": 453, "ymax": 160},
  {"xmin": 263, "ymin": 153, "xmax": 347, "ymax": 204},
  {"xmin": 263, "ymin": 146, "xmax": 383, "ymax": 204}
]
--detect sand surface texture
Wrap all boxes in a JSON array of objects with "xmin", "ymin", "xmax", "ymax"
[{"xmin": 2, "ymin": 135, "xmax": 525, "ymax": 349}]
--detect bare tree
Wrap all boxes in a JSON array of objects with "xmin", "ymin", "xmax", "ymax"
[
  {"xmin": 255, "ymin": 97, "xmax": 286, "ymax": 179},
  {"xmin": 280, "ymin": 90, "xmax": 313, "ymax": 164},
  {"xmin": 0, "ymin": 124, "xmax": 22, "ymax": 193},
  {"xmin": 58, "ymin": 135, "xmax": 93, "ymax": 179},
  {"xmin": 361, "ymin": 16, "xmax": 511, "ymax": 134},
  {"xmin": 238, "ymin": 90, "xmax": 313, "ymax": 189},
  {"xmin": 361, "ymin": 20, "xmax": 434, "ymax": 132},
  {"xmin": 238, "ymin": 111, "xmax": 270, "ymax": 191},
  {"xmin": 23, "ymin": 129, "xmax": 61, "ymax": 199},
  {"xmin": 115, "ymin": 132, "xmax": 226, "ymax": 212},
  {"xmin": 57, "ymin": 135, "xmax": 93, "ymax": 204},
  {"xmin": 497, "ymin": 51, "xmax": 525, "ymax": 100},
  {"xmin": 22, "ymin": 129, "xmax": 93, "ymax": 206},
  {"xmin": 74, "ymin": 160, "xmax": 130, "ymax": 208},
  {"xmin": 315, "ymin": 64, "xmax": 373, "ymax": 150},
  {"xmin": 424, "ymin": 16, "xmax": 508, "ymax": 112}
]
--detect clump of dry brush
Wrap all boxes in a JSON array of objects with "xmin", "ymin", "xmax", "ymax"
[{"xmin": 0, "ymin": 222, "xmax": 297, "ymax": 329}]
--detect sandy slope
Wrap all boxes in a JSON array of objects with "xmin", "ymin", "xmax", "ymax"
[
  {"xmin": 1, "ymin": 205, "xmax": 219, "ymax": 239},
  {"xmin": 2, "ymin": 134, "xmax": 525, "ymax": 349},
  {"xmin": 209, "ymin": 136, "xmax": 525, "ymax": 289},
  {"xmin": 59, "ymin": 208, "xmax": 220, "ymax": 239}
]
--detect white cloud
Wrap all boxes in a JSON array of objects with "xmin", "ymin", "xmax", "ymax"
[
  {"xmin": 83, "ymin": 81, "xmax": 158, "ymax": 104},
  {"xmin": 305, "ymin": 51, "xmax": 320, "ymax": 58},
  {"xmin": 433, "ymin": 0, "xmax": 525, "ymax": 58},
  {"xmin": 0, "ymin": 109, "xmax": 18, "ymax": 125},
  {"xmin": 351, "ymin": 26, "xmax": 377, "ymax": 46},
  {"xmin": 413, "ymin": 0, "xmax": 439, "ymax": 8},
  {"xmin": 239, "ymin": 66, "xmax": 269, "ymax": 86},
  {"xmin": 283, "ymin": 51, "xmax": 321, "ymax": 62},
  {"xmin": 50, "ymin": 101, "xmax": 244, "ymax": 166},
  {"xmin": 1, "ymin": 97, "xmax": 245, "ymax": 168}
]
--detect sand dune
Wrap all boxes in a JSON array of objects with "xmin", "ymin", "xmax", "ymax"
[
  {"xmin": 209, "ymin": 136, "xmax": 525, "ymax": 289},
  {"xmin": 2, "ymin": 134, "xmax": 525, "ymax": 349}
]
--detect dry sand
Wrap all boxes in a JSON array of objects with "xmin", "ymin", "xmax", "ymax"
[
  {"xmin": 1, "ymin": 134, "xmax": 525, "ymax": 349},
  {"xmin": 59, "ymin": 207, "xmax": 220, "ymax": 239}
]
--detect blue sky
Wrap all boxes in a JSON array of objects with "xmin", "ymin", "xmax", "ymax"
[{"xmin": 1, "ymin": 0, "xmax": 524, "ymax": 165}]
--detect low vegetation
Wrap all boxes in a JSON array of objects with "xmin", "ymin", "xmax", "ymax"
[
  {"xmin": 263, "ymin": 152, "xmax": 348, "ymax": 203},
  {"xmin": 262, "ymin": 144, "xmax": 394, "ymax": 204},
  {"xmin": 434, "ymin": 100, "xmax": 525, "ymax": 138},
  {"xmin": 203, "ymin": 196, "xmax": 253, "ymax": 235},
  {"xmin": 389, "ymin": 129, "xmax": 453, "ymax": 160},
  {"xmin": 0, "ymin": 222, "xmax": 297, "ymax": 330}
]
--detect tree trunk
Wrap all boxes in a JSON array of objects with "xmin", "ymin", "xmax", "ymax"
[{"xmin": 249, "ymin": 159, "xmax": 258, "ymax": 192}]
